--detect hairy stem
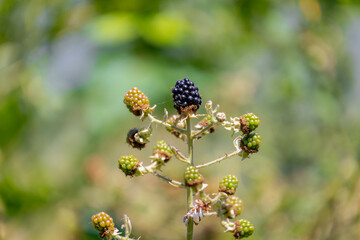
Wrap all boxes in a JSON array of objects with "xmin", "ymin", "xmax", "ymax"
[
  {"xmin": 186, "ymin": 117, "xmax": 194, "ymax": 240},
  {"xmin": 151, "ymin": 172, "xmax": 186, "ymax": 188},
  {"xmin": 195, "ymin": 150, "xmax": 241, "ymax": 169}
]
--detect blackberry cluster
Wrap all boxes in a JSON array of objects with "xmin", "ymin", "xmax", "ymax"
[
  {"xmin": 184, "ymin": 166, "xmax": 204, "ymax": 186},
  {"xmin": 118, "ymin": 155, "xmax": 139, "ymax": 176},
  {"xmin": 240, "ymin": 113, "xmax": 260, "ymax": 134},
  {"xmin": 240, "ymin": 133, "xmax": 261, "ymax": 154},
  {"xmin": 91, "ymin": 212, "xmax": 115, "ymax": 236},
  {"xmin": 153, "ymin": 140, "xmax": 173, "ymax": 163},
  {"xmin": 233, "ymin": 219, "xmax": 254, "ymax": 239},
  {"xmin": 172, "ymin": 78, "xmax": 202, "ymax": 114},
  {"xmin": 124, "ymin": 87, "xmax": 150, "ymax": 116},
  {"xmin": 219, "ymin": 175, "xmax": 239, "ymax": 195},
  {"xmin": 224, "ymin": 196, "xmax": 243, "ymax": 218}
]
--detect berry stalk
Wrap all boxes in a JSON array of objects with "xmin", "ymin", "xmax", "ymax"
[{"xmin": 186, "ymin": 117, "xmax": 194, "ymax": 240}]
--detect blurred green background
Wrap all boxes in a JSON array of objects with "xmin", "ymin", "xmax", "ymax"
[{"xmin": 1, "ymin": 0, "xmax": 360, "ymax": 239}]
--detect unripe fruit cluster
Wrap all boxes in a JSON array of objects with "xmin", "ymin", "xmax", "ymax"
[
  {"xmin": 91, "ymin": 212, "xmax": 115, "ymax": 233},
  {"xmin": 124, "ymin": 87, "xmax": 150, "ymax": 116},
  {"xmin": 233, "ymin": 219, "xmax": 254, "ymax": 239},
  {"xmin": 153, "ymin": 140, "xmax": 172, "ymax": 163},
  {"xmin": 172, "ymin": 78, "xmax": 202, "ymax": 114},
  {"xmin": 240, "ymin": 133, "xmax": 261, "ymax": 153},
  {"xmin": 184, "ymin": 166, "xmax": 204, "ymax": 186},
  {"xmin": 154, "ymin": 140, "xmax": 172, "ymax": 155},
  {"xmin": 225, "ymin": 196, "xmax": 243, "ymax": 218},
  {"xmin": 219, "ymin": 175, "xmax": 239, "ymax": 195},
  {"xmin": 118, "ymin": 155, "xmax": 139, "ymax": 176},
  {"xmin": 240, "ymin": 113, "xmax": 260, "ymax": 134}
]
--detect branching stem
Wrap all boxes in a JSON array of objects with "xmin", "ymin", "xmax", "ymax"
[
  {"xmin": 151, "ymin": 171, "xmax": 186, "ymax": 188},
  {"xmin": 192, "ymin": 122, "xmax": 214, "ymax": 138}
]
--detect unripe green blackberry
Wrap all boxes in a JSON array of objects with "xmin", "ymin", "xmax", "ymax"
[
  {"xmin": 172, "ymin": 78, "xmax": 202, "ymax": 115},
  {"xmin": 124, "ymin": 87, "xmax": 151, "ymax": 116},
  {"xmin": 184, "ymin": 166, "xmax": 204, "ymax": 186},
  {"xmin": 153, "ymin": 140, "xmax": 173, "ymax": 163},
  {"xmin": 219, "ymin": 175, "xmax": 239, "ymax": 195},
  {"xmin": 91, "ymin": 211, "xmax": 115, "ymax": 237},
  {"xmin": 240, "ymin": 133, "xmax": 261, "ymax": 154},
  {"xmin": 239, "ymin": 113, "xmax": 260, "ymax": 134},
  {"xmin": 233, "ymin": 219, "xmax": 254, "ymax": 239},
  {"xmin": 223, "ymin": 196, "xmax": 243, "ymax": 219},
  {"xmin": 118, "ymin": 155, "xmax": 139, "ymax": 176}
]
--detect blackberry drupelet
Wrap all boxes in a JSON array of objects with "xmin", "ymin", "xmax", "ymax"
[
  {"xmin": 219, "ymin": 175, "xmax": 239, "ymax": 195},
  {"xmin": 239, "ymin": 113, "xmax": 260, "ymax": 134},
  {"xmin": 118, "ymin": 155, "xmax": 139, "ymax": 176},
  {"xmin": 233, "ymin": 219, "xmax": 254, "ymax": 239},
  {"xmin": 172, "ymin": 78, "xmax": 202, "ymax": 114},
  {"xmin": 184, "ymin": 166, "xmax": 204, "ymax": 186},
  {"xmin": 240, "ymin": 133, "xmax": 261, "ymax": 154}
]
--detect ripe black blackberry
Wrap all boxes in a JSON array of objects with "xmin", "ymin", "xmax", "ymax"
[{"xmin": 172, "ymin": 78, "xmax": 202, "ymax": 114}]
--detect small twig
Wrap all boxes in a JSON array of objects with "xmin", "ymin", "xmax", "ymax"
[
  {"xmin": 171, "ymin": 146, "xmax": 190, "ymax": 164},
  {"xmin": 151, "ymin": 172, "xmax": 186, "ymax": 188},
  {"xmin": 148, "ymin": 114, "xmax": 187, "ymax": 133},
  {"xmin": 195, "ymin": 150, "xmax": 241, "ymax": 169},
  {"xmin": 192, "ymin": 122, "xmax": 214, "ymax": 138}
]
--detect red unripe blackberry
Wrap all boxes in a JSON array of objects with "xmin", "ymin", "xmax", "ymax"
[
  {"xmin": 153, "ymin": 140, "xmax": 173, "ymax": 163},
  {"xmin": 223, "ymin": 196, "xmax": 243, "ymax": 219},
  {"xmin": 184, "ymin": 166, "xmax": 204, "ymax": 186},
  {"xmin": 239, "ymin": 113, "xmax": 260, "ymax": 134},
  {"xmin": 91, "ymin": 211, "xmax": 115, "ymax": 237},
  {"xmin": 240, "ymin": 133, "xmax": 261, "ymax": 154},
  {"xmin": 124, "ymin": 87, "xmax": 150, "ymax": 116},
  {"xmin": 172, "ymin": 78, "xmax": 202, "ymax": 114},
  {"xmin": 233, "ymin": 219, "xmax": 254, "ymax": 239},
  {"xmin": 219, "ymin": 175, "xmax": 239, "ymax": 195},
  {"xmin": 118, "ymin": 155, "xmax": 139, "ymax": 176}
]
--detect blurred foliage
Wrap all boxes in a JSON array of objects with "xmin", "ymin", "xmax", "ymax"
[{"xmin": 1, "ymin": 0, "xmax": 360, "ymax": 240}]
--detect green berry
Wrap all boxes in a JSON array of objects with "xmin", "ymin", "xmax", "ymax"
[
  {"xmin": 152, "ymin": 140, "xmax": 172, "ymax": 164},
  {"xmin": 118, "ymin": 155, "xmax": 139, "ymax": 176},
  {"xmin": 124, "ymin": 87, "xmax": 150, "ymax": 116},
  {"xmin": 233, "ymin": 219, "xmax": 254, "ymax": 239},
  {"xmin": 184, "ymin": 166, "xmax": 204, "ymax": 186},
  {"xmin": 224, "ymin": 196, "xmax": 243, "ymax": 218},
  {"xmin": 240, "ymin": 113, "xmax": 260, "ymax": 134},
  {"xmin": 219, "ymin": 175, "xmax": 239, "ymax": 195},
  {"xmin": 240, "ymin": 133, "xmax": 261, "ymax": 153},
  {"xmin": 91, "ymin": 212, "xmax": 115, "ymax": 234}
]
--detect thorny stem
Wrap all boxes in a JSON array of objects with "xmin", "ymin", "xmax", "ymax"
[
  {"xmin": 148, "ymin": 114, "xmax": 186, "ymax": 133},
  {"xmin": 192, "ymin": 122, "xmax": 214, "ymax": 138},
  {"xmin": 186, "ymin": 117, "xmax": 194, "ymax": 240},
  {"xmin": 195, "ymin": 150, "xmax": 241, "ymax": 169}
]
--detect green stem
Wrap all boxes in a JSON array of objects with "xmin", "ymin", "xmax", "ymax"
[
  {"xmin": 195, "ymin": 150, "xmax": 241, "ymax": 169},
  {"xmin": 148, "ymin": 114, "xmax": 187, "ymax": 133},
  {"xmin": 186, "ymin": 117, "xmax": 194, "ymax": 240},
  {"xmin": 192, "ymin": 123, "xmax": 214, "ymax": 138}
]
